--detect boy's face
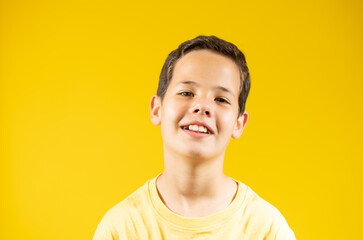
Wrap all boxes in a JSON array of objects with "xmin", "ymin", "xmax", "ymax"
[{"xmin": 150, "ymin": 49, "xmax": 248, "ymax": 160}]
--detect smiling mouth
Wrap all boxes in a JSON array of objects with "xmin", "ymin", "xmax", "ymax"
[{"xmin": 181, "ymin": 125, "xmax": 212, "ymax": 134}]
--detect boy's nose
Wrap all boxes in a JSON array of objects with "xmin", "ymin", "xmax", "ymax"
[{"xmin": 191, "ymin": 103, "xmax": 211, "ymax": 117}]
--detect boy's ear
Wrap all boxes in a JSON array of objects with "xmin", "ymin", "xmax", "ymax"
[
  {"xmin": 150, "ymin": 94, "xmax": 161, "ymax": 126},
  {"xmin": 232, "ymin": 111, "xmax": 249, "ymax": 139}
]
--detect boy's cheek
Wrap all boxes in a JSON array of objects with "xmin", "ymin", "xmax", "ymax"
[{"xmin": 219, "ymin": 113, "xmax": 239, "ymax": 132}]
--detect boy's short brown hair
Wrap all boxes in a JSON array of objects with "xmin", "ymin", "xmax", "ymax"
[{"xmin": 157, "ymin": 35, "xmax": 250, "ymax": 115}]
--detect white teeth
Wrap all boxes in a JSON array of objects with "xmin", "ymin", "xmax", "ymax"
[{"xmin": 186, "ymin": 125, "xmax": 208, "ymax": 133}]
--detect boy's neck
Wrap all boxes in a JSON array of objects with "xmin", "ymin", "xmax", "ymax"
[{"xmin": 156, "ymin": 151, "xmax": 238, "ymax": 217}]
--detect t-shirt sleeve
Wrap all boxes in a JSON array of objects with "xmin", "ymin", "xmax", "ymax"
[
  {"xmin": 92, "ymin": 215, "xmax": 115, "ymax": 240},
  {"xmin": 92, "ymin": 211, "xmax": 126, "ymax": 240},
  {"xmin": 92, "ymin": 205, "xmax": 137, "ymax": 240},
  {"xmin": 271, "ymin": 214, "xmax": 296, "ymax": 240},
  {"xmin": 244, "ymin": 191, "xmax": 296, "ymax": 240},
  {"xmin": 259, "ymin": 205, "xmax": 296, "ymax": 240}
]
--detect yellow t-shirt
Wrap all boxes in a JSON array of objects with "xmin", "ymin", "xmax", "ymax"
[{"xmin": 93, "ymin": 175, "xmax": 296, "ymax": 240}]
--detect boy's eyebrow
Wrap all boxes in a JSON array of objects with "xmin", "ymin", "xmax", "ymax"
[
  {"xmin": 215, "ymin": 86, "xmax": 235, "ymax": 97},
  {"xmin": 180, "ymin": 81, "xmax": 235, "ymax": 97},
  {"xmin": 180, "ymin": 81, "xmax": 199, "ymax": 87}
]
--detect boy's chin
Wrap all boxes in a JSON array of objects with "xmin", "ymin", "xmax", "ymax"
[
  {"xmin": 165, "ymin": 142, "xmax": 223, "ymax": 161},
  {"xmin": 180, "ymin": 148, "xmax": 218, "ymax": 161}
]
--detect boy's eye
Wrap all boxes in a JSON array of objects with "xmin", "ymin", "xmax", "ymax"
[
  {"xmin": 179, "ymin": 91, "xmax": 194, "ymax": 97},
  {"xmin": 215, "ymin": 97, "xmax": 230, "ymax": 104}
]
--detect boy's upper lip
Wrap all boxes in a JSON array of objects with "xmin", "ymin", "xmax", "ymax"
[{"xmin": 180, "ymin": 121, "xmax": 214, "ymax": 134}]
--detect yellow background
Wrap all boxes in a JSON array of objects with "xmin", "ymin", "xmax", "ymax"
[{"xmin": 1, "ymin": 0, "xmax": 362, "ymax": 239}]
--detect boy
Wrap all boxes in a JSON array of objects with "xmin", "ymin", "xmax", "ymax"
[{"xmin": 93, "ymin": 35, "xmax": 296, "ymax": 239}]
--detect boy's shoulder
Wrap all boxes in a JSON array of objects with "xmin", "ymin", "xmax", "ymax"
[
  {"xmin": 102, "ymin": 179, "xmax": 150, "ymax": 219},
  {"xmin": 244, "ymin": 184, "xmax": 287, "ymax": 220},
  {"xmin": 92, "ymin": 180, "xmax": 152, "ymax": 239},
  {"xmin": 247, "ymin": 188, "xmax": 283, "ymax": 219}
]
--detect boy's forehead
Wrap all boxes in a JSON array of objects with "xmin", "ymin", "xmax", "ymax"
[{"xmin": 170, "ymin": 49, "xmax": 241, "ymax": 92}]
